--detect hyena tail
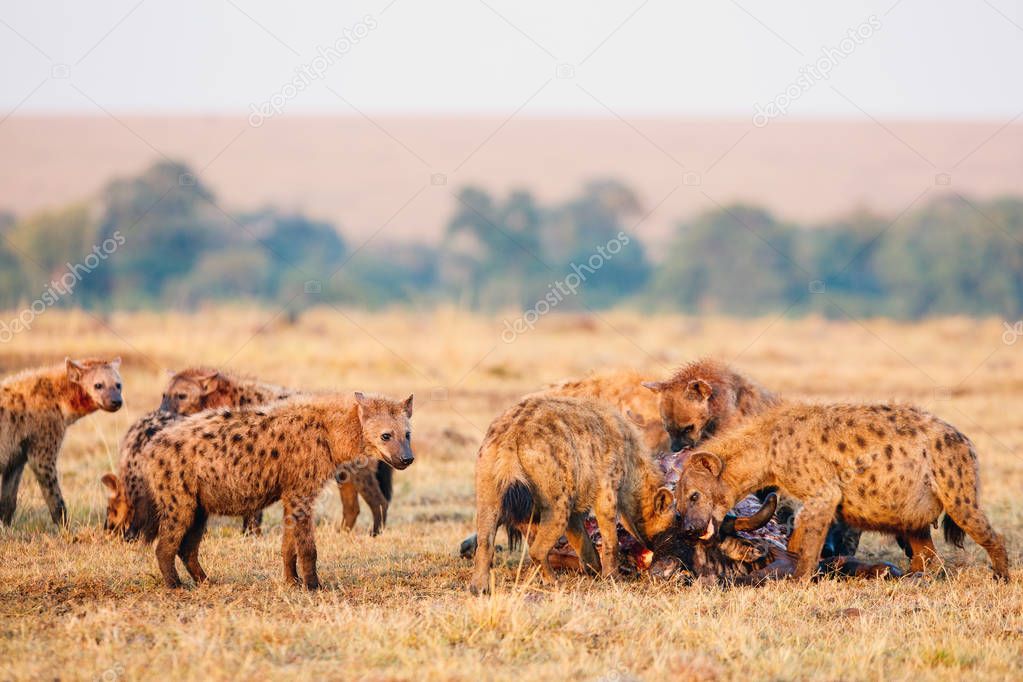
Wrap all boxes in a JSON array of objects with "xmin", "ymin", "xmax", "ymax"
[
  {"xmin": 497, "ymin": 480, "xmax": 535, "ymax": 552},
  {"xmin": 942, "ymin": 514, "xmax": 966, "ymax": 549},
  {"xmin": 375, "ymin": 462, "xmax": 394, "ymax": 502}
]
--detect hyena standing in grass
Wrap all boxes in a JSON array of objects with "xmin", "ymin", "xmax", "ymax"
[
  {"xmin": 1, "ymin": 358, "xmax": 123, "ymax": 527},
  {"xmin": 161, "ymin": 368, "xmax": 393, "ymax": 535},
  {"xmin": 103, "ymin": 368, "xmax": 392, "ymax": 538},
  {"xmin": 674, "ymin": 402, "xmax": 1010, "ymax": 580},
  {"xmin": 146, "ymin": 392, "xmax": 414, "ymax": 589},
  {"xmin": 642, "ymin": 358, "xmax": 863, "ymax": 558},
  {"xmin": 470, "ymin": 395, "xmax": 678, "ymax": 594},
  {"xmin": 461, "ymin": 368, "xmax": 666, "ymax": 559}
]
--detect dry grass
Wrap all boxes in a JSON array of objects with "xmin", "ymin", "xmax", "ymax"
[{"xmin": 1, "ymin": 307, "xmax": 1021, "ymax": 681}]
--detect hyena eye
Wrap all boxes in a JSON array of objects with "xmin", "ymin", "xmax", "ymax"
[
  {"xmin": 115, "ymin": 383, "xmax": 122, "ymax": 390},
  {"xmin": 177, "ymin": 393, "xmax": 187, "ymax": 400},
  {"xmin": 682, "ymin": 425, "xmax": 694, "ymax": 435},
  {"xmin": 689, "ymin": 492, "xmax": 700, "ymax": 503},
  {"xmin": 380, "ymin": 432, "xmax": 392, "ymax": 442},
  {"xmin": 93, "ymin": 383, "xmax": 104, "ymax": 390},
  {"xmin": 405, "ymin": 431, "xmax": 411, "ymax": 441}
]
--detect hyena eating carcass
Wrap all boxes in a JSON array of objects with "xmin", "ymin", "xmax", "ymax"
[
  {"xmin": 642, "ymin": 358, "xmax": 863, "ymax": 558},
  {"xmin": 2, "ymin": 358, "xmax": 123, "ymax": 527},
  {"xmin": 146, "ymin": 392, "xmax": 414, "ymax": 588},
  {"xmin": 470, "ymin": 395, "xmax": 677, "ymax": 594},
  {"xmin": 675, "ymin": 402, "xmax": 1010, "ymax": 580}
]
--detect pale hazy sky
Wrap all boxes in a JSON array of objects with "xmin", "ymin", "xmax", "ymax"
[{"xmin": 1, "ymin": 0, "xmax": 1022, "ymax": 119}]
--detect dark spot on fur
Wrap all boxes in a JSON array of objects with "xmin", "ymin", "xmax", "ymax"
[{"xmin": 837, "ymin": 442, "xmax": 847, "ymax": 453}]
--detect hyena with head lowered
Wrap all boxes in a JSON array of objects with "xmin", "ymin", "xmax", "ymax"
[
  {"xmin": 643, "ymin": 358, "xmax": 864, "ymax": 559},
  {"xmin": 641, "ymin": 358, "xmax": 781, "ymax": 454},
  {"xmin": 1, "ymin": 358, "xmax": 123, "ymax": 527},
  {"xmin": 146, "ymin": 392, "xmax": 414, "ymax": 589},
  {"xmin": 675, "ymin": 402, "xmax": 1010, "ymax": 580},
  {"xmin": 470, "ymin": 395, "xmax": 677, "ymax": 594}
]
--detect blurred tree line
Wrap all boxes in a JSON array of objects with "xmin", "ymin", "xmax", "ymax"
[{"xmin": 1, "ymin": 160, "xmax": 1021, "ymax": 319}]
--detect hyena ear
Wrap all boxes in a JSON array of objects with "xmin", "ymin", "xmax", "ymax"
[
  {"xmin": 684, "ymin": 451, "xmax": 723, "ymax": 478},
  {"xmin": 625, "ymin": 409, "xmax": 647, "ymax": 428},
  {"xmin": 100, "ymin": 473, "xmax": 120, "ymax": 498},
  {"xmin": 109, "ymin": 357, "xmax": 122, "ymax": 370},
  {"xmin": 687, "ymin": 379, "xmax": 712, "ymax": 401},
  {"xmin": 641, "ymin": 381, "xmax": 664, "ymax": 393},
  {"xmin": 653, "ymin": 486, "xmax": 675, "ymax": 515},
  {"xmin": 402, "ymin": 394, "xmax": 414, "ymax": 418},
  {"xmin": 65, "ymin": 357, "xmax": 85, "ymax": 384},
  {"xmin": 197, "ymin": 372, "xmax": 220, "ymax": 396}
]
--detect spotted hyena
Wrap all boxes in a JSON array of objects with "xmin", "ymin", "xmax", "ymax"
[
  {"xmin": 146, "ymin": 392, "xmax": 414, "ymax": 589},
  {"xmin": 675, "ymin": 402, "xmax": 1010, "ymax": 580},
  {"xmin": 1, "ymin": 358, "xmax": 123, "ymax": 527},
  {"xmin": 103, "ymin": 368, "xmax": 393, "ymax": 539},
  {"xmin": 536, "ymin": 369, "xmax": 666, "ymax": 450},
  {"xmin": 470, "ymin": 395, "xmax": 677, "ymax": 594},
  {"xmin": 641, "ymin": 358, "xmax": 781, "ymax": 453},
  {"xmin": 642, "ymin": 358, "xmax": 865, "ymax": 558}
]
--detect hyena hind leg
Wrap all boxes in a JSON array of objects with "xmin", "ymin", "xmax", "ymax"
[
  {"xmin": 527, "ymin": 503, "xmax": 569, "ymax": 586},
  {"xmin": 156, "ymin": 513, "xmax": 193, "ymax": 589},
  {"xmin": 469, "ymin": 505, "xmax": 500, "ymax": 595},
  {"xmin": 935, "ymin": 448, "xmax": 1010, "ymax": 580},
  {"xmin": 566, "ymin": 512, "xmax": 601, "ymax": 575},
  {"xmin": 906, "ymin": 528, "xmax": 941, "ymax": 574},
  {"xmin": 241, "ymin": 510, "xmax": 262, "ymax": 536},
  {"xmin": 943, "ymin": 506, "xmax": 1009, "ymax": 580},
  {"xmin": 179, "ymin": 507, "xmax": 209, "ymax": 584}
]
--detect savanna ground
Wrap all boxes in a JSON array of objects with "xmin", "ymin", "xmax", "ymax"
[{"xmin": 1, "ymin": 308, "xmax": 1021, "ymax": 681}]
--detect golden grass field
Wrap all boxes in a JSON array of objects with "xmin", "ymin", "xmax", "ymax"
[{"xmin": 1, "ymin": 307, "xmax": 1021, "ymax": 681}]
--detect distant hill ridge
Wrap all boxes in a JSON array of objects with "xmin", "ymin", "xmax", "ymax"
[{"xmin": 1, "ymin": 115, "xmax": 1021, "ymax": 245}]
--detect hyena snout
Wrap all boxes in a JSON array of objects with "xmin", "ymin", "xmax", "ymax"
[{"xmin": 390, "ymin": 443, "xmax": 415, "ymax": 470}]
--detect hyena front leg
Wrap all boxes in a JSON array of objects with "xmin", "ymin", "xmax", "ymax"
[
  {"xmin": 787, "ymin": 488, "xmax": 841, "ymax": 579},
  {"xmin": 25, "ymin": 435, "xmax": 67, "ymax": 528},
  {"xmin": 356, "ymin": 469, "xmax": 388, "ymax": 536},
  {"xmin": 335, "ymin": 471, "xmax": 360, "ymax": 531},
  {"xmin": 592, "ymin": 488, "xmax": 620, "ymax": 580},
  {"xmin": 0, "ymin": 443, "xmax": 28, "ymax": 525}
]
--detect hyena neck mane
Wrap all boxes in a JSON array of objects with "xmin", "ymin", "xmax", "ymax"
[
  {"xmin": 304, "ymin": 396, "xmax": 366, "ymax": 470},
  {"xmin": 619, "ymin": 446, "xmax": 671, "ymax": 544},
  {"xmin": 701, "ymin": 423, "xmax": 777, "ymax": 508},
  {"xmin": 6, "ymin": 364, "xmax": 97, "ymax": 423},
  {"xmin": 211, "ymin": 373, "xmax": 289, "ymax": 410}
]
